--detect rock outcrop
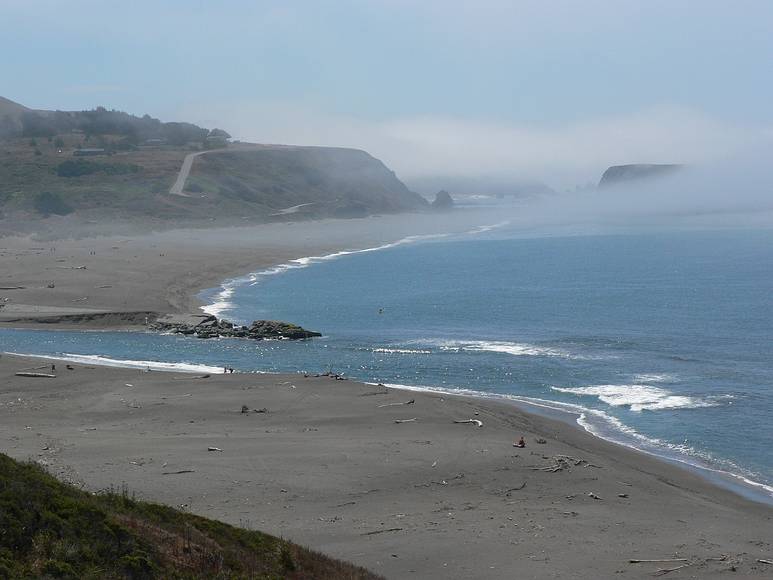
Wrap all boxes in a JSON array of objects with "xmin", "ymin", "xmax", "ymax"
[
  {"xmin": 598, "ymin": 164, "xmax": 682, "ymax": 188},
  {"xmin": 430, "ymin": 190, "xmax": 454, "ymax": 210},
  {"xmin": 151, "ymin": 314, "xmax": 321, "ymax": 340}
]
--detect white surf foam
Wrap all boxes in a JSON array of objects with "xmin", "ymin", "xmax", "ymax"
[
  {"xmin": 11, "ymin": 352, "xmax": 225, "ymax": 375},
  {"xmin": 425, "ymin": 339, "xmax": 577, "ymax": 359},
  {"xmin": 632, "ymin": 373, "xmax": 676, "ymax": 383},
  {"xmin": 370, "ymin": 347, "xmax": 433, "ymax": 355},
  {"xmin": 372, "ymin": 381, "xmax": 773, "ymax": 499},
  {"xmin": 201, "ymin": 222, "xmax": 511, "ymax": 319},
  {"xmin": 551, "ymin": 384, "xmax": 718, "ymax": 412}
]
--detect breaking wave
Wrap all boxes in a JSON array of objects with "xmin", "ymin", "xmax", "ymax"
[
  {"xmin": 369, "ymin": 347, "xmax": 433, "ymax": 355},
  {"xmin": 374, "ymin": 381, "xmax": 772, "ymax": 499},
  {"xmin": 425, "ymin": 339, "xmax": 579, "ymax": 359},
  {"xmin": 551, "ymin": 384, "xmax": 722, "ymax": 412},
  {"xmin": 201, "ymin": 221, "xmax": 511, "ymax": 319},
  {"xmin": 11, "ymin": 352, "xmax": 225, "ymax": 375}
]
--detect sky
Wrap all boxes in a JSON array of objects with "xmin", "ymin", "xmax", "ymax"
[{"xmin": 3, "ymin": 0, "xmax": 773, "ymax": 187}]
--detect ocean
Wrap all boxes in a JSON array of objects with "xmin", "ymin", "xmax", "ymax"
[{"xmin": 2, "ymin": 226, "xmax": 772, "ymax": 500}]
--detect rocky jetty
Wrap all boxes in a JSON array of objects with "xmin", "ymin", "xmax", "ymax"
[{"xmin": 150, "ymin": 314, "xmax": 321, "ymax": 340}]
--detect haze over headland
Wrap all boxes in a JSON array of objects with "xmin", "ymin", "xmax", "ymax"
[{"xmin": 4, "ymin": 0, "xmax": 773, "ymax": 192}]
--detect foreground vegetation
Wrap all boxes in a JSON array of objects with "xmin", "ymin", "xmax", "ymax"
[{"xmin": 0, "ymin": 453, "xmax": 381, "ymax": 579}]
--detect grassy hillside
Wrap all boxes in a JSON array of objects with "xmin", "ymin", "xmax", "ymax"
[
  {"xmin": 0, "ymin": 453, "xmax": 380, "ymax": 579},
  {"xmin": 190, "ymin": 147, "xmax": 427, "ymax": 218},
  {"xmin": 0, "ymin": 97, "xmax": 427, "ymax": 230}
]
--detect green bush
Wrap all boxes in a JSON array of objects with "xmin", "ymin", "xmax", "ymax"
[
  {"xmin": 0, "ymin": 453, "xmax": 382, "ymax": 579},
  {"xmin": 56, "ymin": 159, "xmax": 140, "ymax": 178},
  {"xmin": 34, "ymin": 192, "xmax": 73, "ymax": 216}
]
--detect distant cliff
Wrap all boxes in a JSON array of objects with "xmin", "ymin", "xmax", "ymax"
[
  {"xmin": 598, "ymin": 164, "xmax": 682, "ymax": 188},
  {"xmin": 0, "ymin": 95, "xmax": 429, "ymax": 227},
  {"xmin": 191, "ymin": 147, "xmax": 428, "ymax": 218}
]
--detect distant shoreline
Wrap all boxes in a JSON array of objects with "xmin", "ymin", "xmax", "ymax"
[{"xmin": 0, "ymin": 211, "xmax": 489, "ymax": 330}]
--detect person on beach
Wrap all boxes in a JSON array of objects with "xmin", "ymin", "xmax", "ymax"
[{"xmin": 514, "ymin": 436, "xmax": 526, "ymax": 448}]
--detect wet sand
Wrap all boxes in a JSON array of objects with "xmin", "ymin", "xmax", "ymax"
[
  {"xmin": 1, "ymin": 354, "xmax": 771, "ymax": 579},
  {"xmin": 0, "ymin": 212, "xmax": 487, "ymax": 327}
]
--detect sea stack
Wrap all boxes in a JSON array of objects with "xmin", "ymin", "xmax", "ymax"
[{"xmin": 431, "ymin": 190, "xmax": 454, "ymax": 210}]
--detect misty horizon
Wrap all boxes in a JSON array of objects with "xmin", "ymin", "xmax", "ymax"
[{"xmin": 4, "ymin": 0, "xmax": 773, "ymax": 191}]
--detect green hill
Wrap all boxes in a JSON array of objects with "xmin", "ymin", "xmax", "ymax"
[
  {"xmin": 0, "ymin": 452, "xmax": 380, "ymax": 579},
  {"xmin": 0, "ymin": 97, "xmax": 427, "ymax": 230},
  {"xmin": 190, "ymin": 147, "xmax": 427, "ymax": 218}
]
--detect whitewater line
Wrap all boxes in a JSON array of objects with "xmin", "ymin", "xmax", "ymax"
[{"xmin": 201, "ymin": 220, "xmax": 511, "ymax": 319}]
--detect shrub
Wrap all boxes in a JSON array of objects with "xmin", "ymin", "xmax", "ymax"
[
  {"xmin": 56, "ymin": 159, "xmax": 140, "ymax": 177},
  {"xmin": 34, "ymin": 192, "xmax": 73, "ymax": 216}
]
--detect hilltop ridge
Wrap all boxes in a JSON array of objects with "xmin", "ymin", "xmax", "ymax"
[{"xmin": 0, "ymin": 97, "xmax": 427, "ymax": 232}]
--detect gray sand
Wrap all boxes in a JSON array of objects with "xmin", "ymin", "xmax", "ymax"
[{"xmin": 1, "ymin": 355, "xmax": 771, "ymax": 579}]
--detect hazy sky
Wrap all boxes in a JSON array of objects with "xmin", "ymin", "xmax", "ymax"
[{"xmin": 4, "ymin": 0, "xmax": 773, "ymax": 186}]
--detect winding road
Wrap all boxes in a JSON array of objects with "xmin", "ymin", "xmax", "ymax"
[{"xmin": 168, "ymin": 144, "xmax": 270, "ymax": 196}]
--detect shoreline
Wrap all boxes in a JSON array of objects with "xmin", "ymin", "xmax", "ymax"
[
  {"xmin": 0, "ymin": 211, "xmax": 502, "ymax": 329},
  {"xmin": 7, "ymin": 347, "xmax": 773, "ymax": 507},
  {"xmin": 3, "ymin": 218, "xmax": 773, "ymax": 576},
  {"xmin": 2, "ymin": 216, "xmax": 773, "ymax": 510},
  {"xmin": 1, "ymin": 352, "xmax": 771, "ymax": 578}
]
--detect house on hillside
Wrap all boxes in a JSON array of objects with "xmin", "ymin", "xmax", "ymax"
[{"xmin": 73, "ymin": 148, "xmax": 106, "ymax": 156}]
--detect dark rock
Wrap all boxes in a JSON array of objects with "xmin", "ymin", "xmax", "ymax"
[
  {"xmin": 150, "ymin": 315, "xmax": 321, "ymax": 341},
  {"xmin": 598, "ymin": 164, "xmax": 682, "ymax": 188},
  {"xmin": 430, "ymin": 190, "xmax": 454, "ymax": 211}
]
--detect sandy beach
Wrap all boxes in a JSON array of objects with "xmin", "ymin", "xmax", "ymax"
[
  {"xmin": 1, "ymin": 354, "xmax": 771, "ymax": 578},
  {"xmin": 0, "ymin": 211, "xmax": 491, "ymax": 328},
  {"xmin": 2, "ymin": 218, "xmax": 773, "ymax": 578}
]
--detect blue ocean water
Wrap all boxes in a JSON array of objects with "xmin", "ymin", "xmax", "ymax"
[{"xmin": 2, "ymin": 228, "xmax": 772, "ymax": 499}]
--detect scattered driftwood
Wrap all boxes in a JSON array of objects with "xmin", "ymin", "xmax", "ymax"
[
  {"xmin": 241, "ymin": 405, "xmax": 268, "ymax": 414},
  {"xmin": 0, "ymin": 286, "xmax": 25, "ymax": 290},
  {"xmin": 530, "ymin": 455, "xmax": 600, "ymax": 472},
  {"xmin": 17, "ymin": 364, "xmax": 49, "ymax": 372},
  {"xmin": 394, "ymin": 418, "xmax": 417, "ymax": 424},
  {"xmin": 759, "ymin": 559, "xmax": 773, "ymax": 565},
  {"xmin": 415, "ymin": 473, "xmax": 464, "ymax": 488},
  {"xmin": 629, "ymin": 559, "xmax": 688, "ymax": 564},
  {"xmin": 362, "ymin": 527, "xmax": 403, "ymax": 536},
  {"xmin": 588, "ymin": 492, "xmax": 603, "ymax": 500},
  {"xmin": 173, "ymin": 374, "xmax": 210, "ymax": 380},
  {"xmin": 162, "ymin": 470, "xmax": 195, "ymax": 475},
  {"xmin": 378, "ymin": 399, "xmax": 415, "ymax": 408},
  {"xmin": 360, "ymin": 385, "xmax": 389, "ymax": 396},
  {"xmin": 535, "ymin": 437, "xmax": 547, "ymax": 444},
  {"xmin": 208, "ymin": 446, "xmax": 223, "ymax": 452},
  {"xmin": 453, "ymin": 419, "xmax": 483, "ymax": 427},
  {"xmin": 15, "ymin": 372, "xmax": 56, "ymax": 378},
  {"xmin": 654, "ymin": 563, "xmax": 693, "ymax": 576},
  {"xmin": 503, "ymin": 482, "xmax": 527, "ymax": 495}
]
